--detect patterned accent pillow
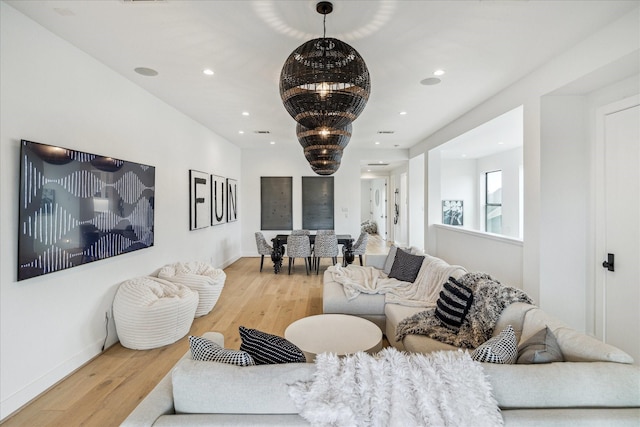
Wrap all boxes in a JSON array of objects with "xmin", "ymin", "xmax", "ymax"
[
  {"xmin": 435, "ymin": 276, "xmax": 474, "ymax": 332},
  {"xmin": 188, "ymin": 336, "xmax": 255, "ymax": 366},
  {"xmin": 382, "ymin": 245, "xmax": 407, "ymax": 274},
  {"xmin": 239, "ymin": 326, "xmax": 306, "ymax": 365},
  {"xmin": 472, "ymin": 325, "xmax": 518, "ymax": 364},
  {"xmin": 388, "ymin": 248, "xmax": 424, "ymax": 283},
  {"xmin": 517, "ymin": 326, "xmax": 564, "ymax": 364}
]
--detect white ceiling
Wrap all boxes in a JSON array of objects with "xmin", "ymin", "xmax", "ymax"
[{"xmin": 6, "ymin": 0, "xmax": 638, "ymax": 173}]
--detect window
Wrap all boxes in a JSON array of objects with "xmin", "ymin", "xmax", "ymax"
[{"xmin": 485, "ymin": 170, "xmax": 502, "ymax": 234}]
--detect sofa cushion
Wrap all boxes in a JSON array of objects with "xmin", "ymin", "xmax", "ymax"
[
  {"xmin": 472, "ymin": 325, "xmax": 517, "ymax": 364},
  {"xmin": 482, "ymin": 361, "xmax": 640, "ymax": 408},
  {"xmin": 172, "ymin": 358, "xmax": 317, "ymax": 414},
  {"xmin": 189, "ymin": 336, "xmax": 255, "ymax": 366},
  {"xmin": 239, "ymin": 326, "xmax": 306, "ymax": 365},
  {"xmin": 388, "ymin": 248, "xmax": 424, "ymax": 283},
  {"xmin": 521, "ymin": 308, "xmax": 634, "ymax": 364},
  {"xmin": 517, "ymin": 326, "xmax": 564, "ymax": 364},
  {"xmin": 322, "ymin": 275, "xmax": 386, "ymax": 316},
  {"xmin": 435, "ymin": 277, "xmax": 473, "ymax": 332}
]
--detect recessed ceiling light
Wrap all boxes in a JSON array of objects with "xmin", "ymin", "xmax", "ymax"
[
  {"xmin": 433, "ymin": 69, "xmax": 445, "ymax": 76},
  {"xmin": 270, "ymin": 141, "xmax": 275, "ymax": 145},
  {"xmin": 242, "ymin": 111, "xmax": 250, "ymax": 116},
  {"xmin": 134, "ymin": 67, "xmax": 158, "ymax": 77},
  {"xmin": 498, "ymin": 141, "xmax": 504, "ymax": 145},
  {"xmin": 399, "ymin": 111, "xmax": 407, "ymax": 115},
  {"xmin": 420, "ymin": 77, "xmax": 441, "ymax": 86},
  {"xmin": 374, "ymin": 141, "xmax": 380, "ymax": 145},
  {"xmin": 367, "ymin": 169, "xmax": 371, "ymax": 172},
  {"xmin": 238, "ymin": 130, "xmax": 244, "ymax": 134},
  {"xmin": 378, "ymin": 161, "xmax": 383, "ymax": 164},
  {"xmin": 203, "ymin": 68, "xmax": 214, "ymax": 76}
]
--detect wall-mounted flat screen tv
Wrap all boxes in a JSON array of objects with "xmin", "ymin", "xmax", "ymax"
[{"xmin": 18, "ymin": 140, "xmax": 155, "ymax": 281}]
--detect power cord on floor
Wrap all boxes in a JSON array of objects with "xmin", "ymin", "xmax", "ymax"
[{"xmin": 102, "ymin": 311, "xmax": 109, "ymax": 352}]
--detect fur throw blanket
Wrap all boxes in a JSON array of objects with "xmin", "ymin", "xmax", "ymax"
[
  {"xmin": 396, "ymin": 272, "xmax": 533, "ymax": 348},
  {"xmin": 288, "ymin": 347, "xmax": 503, "ymax": 427}
]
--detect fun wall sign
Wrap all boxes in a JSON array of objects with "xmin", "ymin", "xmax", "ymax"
[{"xmin": 189, "ymin": 170, "xmax": 237, "ymax": 230}]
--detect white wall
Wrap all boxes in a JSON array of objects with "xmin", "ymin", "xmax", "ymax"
[
  {"xmin": 440, "ymin": 159, "xmax": 478, "ymax": 230},
  {"xmin": 408, "ymin": 154, "xmax": 424, "ymax": 250},
  {"xmin": 435, "ymin": 225, "xmax": 523, "ymax": 288},
  {"xmin": 412, "ymin": 8, "xmax": 639, "ymax": 330},
  {"xmin": 0, "ymin": 4, "xmax": 241, "ymax": 420},
  {"xmin": 240, "ymin": 146, "xmax": 362, "ymax": 256}
]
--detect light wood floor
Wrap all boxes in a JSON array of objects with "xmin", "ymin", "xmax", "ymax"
[{"xmin": 2, "ymin": 235, "xmax": 390, "ymax": 426}]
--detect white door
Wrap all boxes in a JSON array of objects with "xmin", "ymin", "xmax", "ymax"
[
  {"xmin": 371, "ymin": 178, "xmax": 387, "ymax": 240},
  {"xmin": 596, "ymin": 96, "xmax": 640, "ymax": 362}
]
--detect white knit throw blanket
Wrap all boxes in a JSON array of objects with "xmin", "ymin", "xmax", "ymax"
[
  {"xmin": 288, "ymin": 348, "xmax": 503, "ymax": 427},
  {"xmin": 327, "ymin": 256, "xmax": 466, "ymax": 307}
]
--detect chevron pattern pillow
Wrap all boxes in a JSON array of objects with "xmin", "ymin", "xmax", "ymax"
[
  {"xmin": 472, "ymin": 325, "xmax": 518, "ymax": 364},
  {"xmin": 435, "ymin": 276, "xmax": 474, "ymax": 332},
  {"xmin": 388, "ymin": 248, "xmax": 424, "ymax": 283},
  {"xmin": 239, "ymin": 326, "xmax": 306, "ymax": 365},
  {"xmin": 188, "ymin": 336, "xmax": 255, "ymax": 366}
]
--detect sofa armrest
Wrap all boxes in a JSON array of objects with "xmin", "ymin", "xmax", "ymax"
[
  {"xmin": 121, "ymin": 332, "xmax": 225, "ymax": 426},
  {"xmin": 365, "ymin": 254, "xmax": 387, "ymax": 270},
  {"xmin": 120, "ymin": 372, "xmax": 175, "ymax": 427}
]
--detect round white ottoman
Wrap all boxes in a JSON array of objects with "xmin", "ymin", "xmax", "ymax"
[
  {"xmin": 113, "ymin": 276, "xmax": 198, "ymax": 350},
  {"xmin": 157, "ymin": 261, "xmax": 226, "ymax": 317}
]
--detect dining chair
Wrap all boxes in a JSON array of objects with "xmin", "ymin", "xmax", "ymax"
[
  {"xmin": 291, "ymin": 229, "xmax": 310, "ymax": 235},
  {"xmin": 254, "ymin": 232, "xmax": 273, "ymax": 272},
  {"xmin": 286, "ymin": 234, "xmax": 312, "ymax": 274},
  {"xmin": 343, "ymin": 232, "xmax": 368, "ymax": 266},
  {"xmin": 313, "ymin": 233, "xmax": 339, "ymax": 274},
  {"xmin": 316, "ymin": 229, "xmax": 335, "ymax": 235}
]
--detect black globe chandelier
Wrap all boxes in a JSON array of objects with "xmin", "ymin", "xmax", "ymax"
[{"xmin": 279, "ymin": 1, "xmax": 370, "ymax": 175}]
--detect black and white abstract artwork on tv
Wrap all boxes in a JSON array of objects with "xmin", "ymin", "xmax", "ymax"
[{"xmin": 18, "ymin": 140, "xmax": 155, "ymax": 281}]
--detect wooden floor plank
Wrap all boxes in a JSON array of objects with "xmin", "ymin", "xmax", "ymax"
[{"xmin": 1, "ymin": 234, "xmax": 389, "ymax": 426}]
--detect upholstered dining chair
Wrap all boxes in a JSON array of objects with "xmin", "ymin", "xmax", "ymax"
[
  {"xmin": 291, "ymin": 229, "xmax": 310, "ymax": 235},
  {"xmin": 344, "ymin": 232, "xmax": 368, "ymax": 266},
  {"xmin": 313, "ymin": 233, "xmax": 339, "ymax": 274},
  {"xmin": 254, "ymin": 232, "xmax": 273, "ymax": 272},
  {"xmin": 286, "ymin": 234, "xmax": 312, "ymax": 275},
  {"xmin": 316, "ymin": 229, "xmax": 335, "ymax": 235}
]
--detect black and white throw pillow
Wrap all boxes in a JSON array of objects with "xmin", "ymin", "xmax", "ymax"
[
  {"xmin": 388, "ymin": 248, "xmax": 424, "ymax": 283},
  {"xmin": 188, "ymin": 336, "xmax": 255, "ymax": 366},
  {"xmin": 517, "ymin": 326, "xmax": 564, "ymax": 364},
  {"xmin": 239, "ymin": 326, "xmax": 306, "ymax": 365},
  {"xmin": 435, "ymin": 276, "xmax": 474, "ymax": 332},
  {"xmin": 472, "ymin": 325, "xmax": 518, "ymax": 364}
]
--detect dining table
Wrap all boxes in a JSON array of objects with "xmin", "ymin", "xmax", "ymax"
[{"xmin": 270, "ymin": 233, "xmax": 354, "ymax": 274}]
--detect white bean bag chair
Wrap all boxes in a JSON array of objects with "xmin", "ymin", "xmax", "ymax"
[
  {"xmin": 113, "ymin": 276, "xmax": 198, "ymax": 350},
  {"xmin": 157, "ymin": 261, "xmax": 226, "ymax": 317}
]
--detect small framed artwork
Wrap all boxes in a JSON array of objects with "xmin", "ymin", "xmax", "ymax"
[
  {"xmin": 189, "ymin": 170, "xmax": 211, "ymax": 230},
  {"xmin": 227, "ymin": 178, "xmax": 238, "ymax": 222},
  {"xmin": 211, "ymin": 174, "xmax": 225, "ymax": 226},
  {"xmin": 442, "ymin": 200, "xmax": 463, "ymax": 226}
]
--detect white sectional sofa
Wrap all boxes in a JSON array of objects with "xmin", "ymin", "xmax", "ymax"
[{"xmin": 122, "ymin": 252, "xmax": 640, "ymax": 426}]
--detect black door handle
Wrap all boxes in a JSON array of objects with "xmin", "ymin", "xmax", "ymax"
[{"xmin": 602, "ymin": 253, "xmax": 615, "ymax": 272}]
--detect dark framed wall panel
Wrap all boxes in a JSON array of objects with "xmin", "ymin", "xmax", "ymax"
[
  {"xmin": 261, "ymin": 177, "xmax": 292, "ymax": 230},
  {"xmin": 302, "ymin": 176, "xmax": 334, "ymax": 230}
]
